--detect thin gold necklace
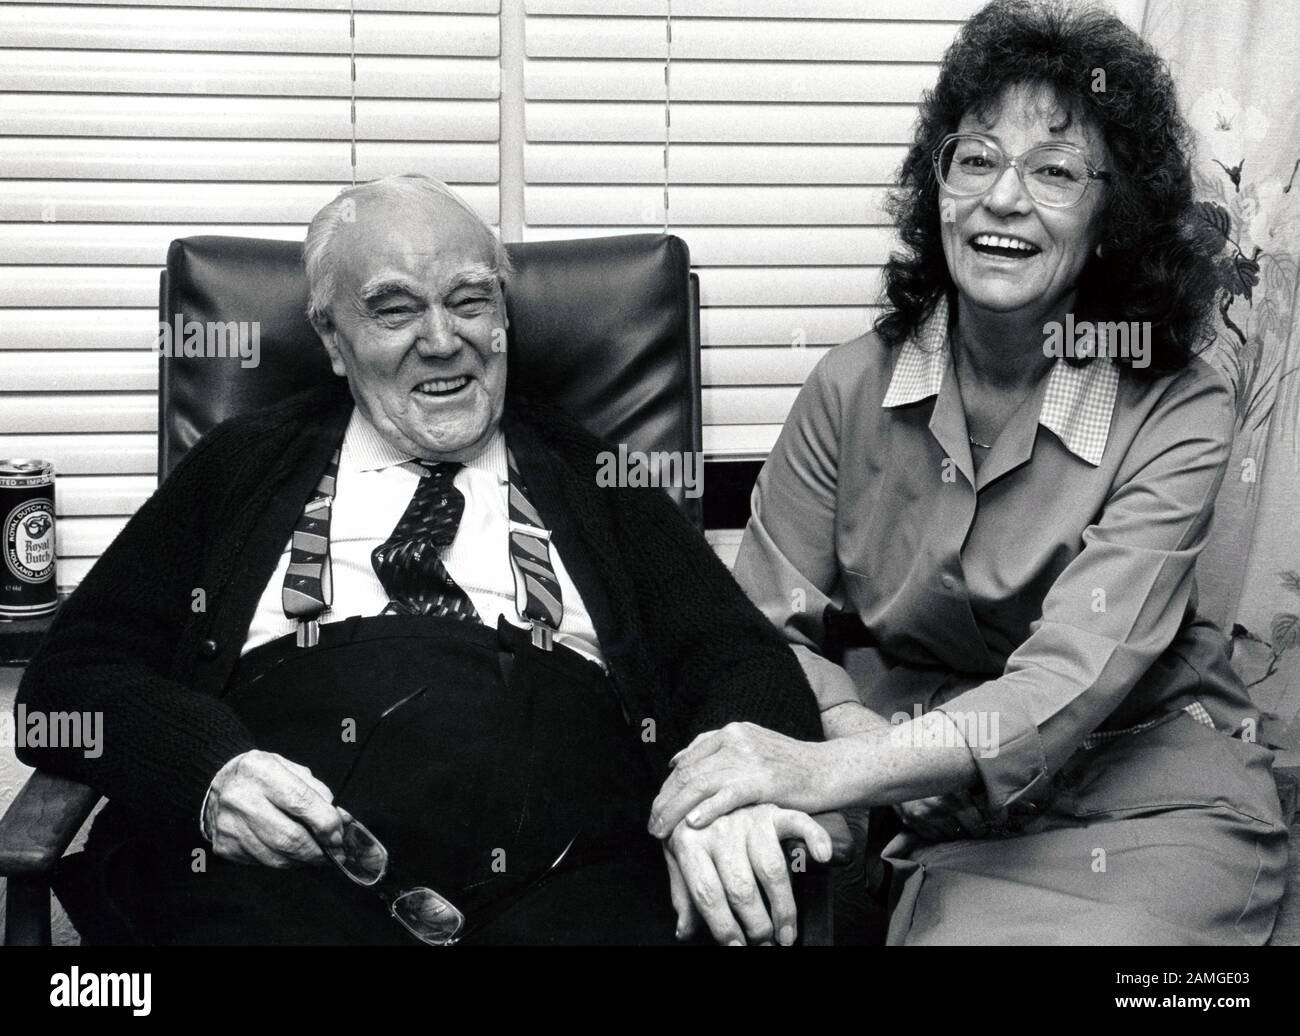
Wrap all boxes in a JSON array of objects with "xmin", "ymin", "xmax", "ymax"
[{"xmin": 952, "ymin": 322, "xmax": 995, "ymax": 450}]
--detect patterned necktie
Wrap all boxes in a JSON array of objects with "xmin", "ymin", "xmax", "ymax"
[{"xmin": 371, "ymin": 461, "xmax": 480, "ymax": 621}]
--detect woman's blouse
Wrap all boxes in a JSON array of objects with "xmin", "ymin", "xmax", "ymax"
[{"xmin": 733, "ymin": 297, "xmax": 1257, "ymax": 814}]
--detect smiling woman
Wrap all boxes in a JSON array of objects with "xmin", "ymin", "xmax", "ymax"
[
  {"xmin": 659, "ymin": 0, "xmax": 1296, "ymax": 946},
  {"xmin": 879, "ymin": 0, "xmax": 1219, "ymax": 374}
]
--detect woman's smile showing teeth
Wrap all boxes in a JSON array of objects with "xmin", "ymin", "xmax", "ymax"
[
  {"xmin": 414, "ymin": 374, "xmax": 470, "ymax": 397},
  {"xmin": 969, "ymin": 233, "xmax": 1042, "ymax": 259}
]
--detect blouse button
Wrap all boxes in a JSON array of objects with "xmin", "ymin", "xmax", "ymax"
[
  {"xmin": 199, "ymin": 638, "xmax": 219, "ymax": 657},
  {"xmin": 941, "ymin": 574, "xmax": 956, "ymax": 590}
]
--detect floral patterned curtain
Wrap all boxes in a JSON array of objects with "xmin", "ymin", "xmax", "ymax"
[{"xmin": 1144, "ymin": 0, "xmax": 1300, "ymax": 754}]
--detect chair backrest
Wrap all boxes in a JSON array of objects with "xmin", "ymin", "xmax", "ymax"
[{"xmin": 158, "ymin": 233, "xmax": 703, "ymax": 524}]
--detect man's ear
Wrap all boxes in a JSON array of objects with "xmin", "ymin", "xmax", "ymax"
[{"xmin": 310, "ymin": 312, "xmax": 349, "ymax": 378}]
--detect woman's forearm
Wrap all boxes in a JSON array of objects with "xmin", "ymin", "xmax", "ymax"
[
  {"xmin": 819, "ymin": 700, "xmax": 892, "ymax": 738},
  {"xmin": 808, "ymin": 708, "xmax": 981, "ymax": 812}
]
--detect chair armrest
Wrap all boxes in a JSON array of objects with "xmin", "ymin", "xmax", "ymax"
[
  {"xmin": 0, "ymin": 769, "xmax": 100, "ymax": 877},
  {"xmin": 788, "ymin": 809, "xmax": 870, "ymax": 946},
  {"xmin": 783, "ymin": 809, "xmax": 863, "ymax": 870},
  {"xmin": 813, "ymin": 810, "xmax": 857, "ymax": 865}
]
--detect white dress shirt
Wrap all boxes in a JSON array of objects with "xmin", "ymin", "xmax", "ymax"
[{"xmin": 242, "ymin": 407, "xmax": 605, "ymax": 667}]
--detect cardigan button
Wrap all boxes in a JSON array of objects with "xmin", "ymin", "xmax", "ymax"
[{"xmin": 199, "ymin": 638, "xmax": 219, "ymax": 657}]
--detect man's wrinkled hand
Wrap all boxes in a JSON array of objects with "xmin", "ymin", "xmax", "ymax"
[
  {"xmin": 662, "ymin": 803, "xmax": 832, "ymax": 947},
  {"xmin": 204, "ymin": 749, "xmax": 345, "ymax": 867}
]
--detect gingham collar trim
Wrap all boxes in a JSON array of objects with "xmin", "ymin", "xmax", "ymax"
[
  {"xmin": 880, "ymin": 295, "xmax": 1119, "ymax": 466},
  {"xmin": 341, "ymin": 406, "xmax": 509, "ymax": 482}
]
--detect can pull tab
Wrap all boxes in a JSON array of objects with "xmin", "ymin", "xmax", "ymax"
[
  {"xmin": 296, "ymin": 619, "xmax": 320, "ymax": 649},
  {"xmin": 530, "ymin": 622, "xmax": 553, "ymax": 652}
]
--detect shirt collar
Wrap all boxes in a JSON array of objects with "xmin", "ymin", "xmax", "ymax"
[
  {"xmin": 880, "ymin": 294, "xmax": 1119, "ymax": 466},
  {"xmin": 340, "ymin": 407, "xmax": 509, "ymax": 483}
]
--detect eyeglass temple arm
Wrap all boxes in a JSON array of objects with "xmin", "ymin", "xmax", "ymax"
[{"xmin": 452, "ymin": 834, "xmax": 579, "ymax": 944}]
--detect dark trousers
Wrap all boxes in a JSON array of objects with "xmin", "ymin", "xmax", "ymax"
[{"xmin": 60, "ymin": 616, "xmax": 677, "ymax": 946}]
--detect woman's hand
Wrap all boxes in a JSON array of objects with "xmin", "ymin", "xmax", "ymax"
[
  {"xmin": 648, "ymin": 722, "xmax": 828, "ymax": 838},
  {"xmin": 663, "ymin": 803, "xmax": 832, "ymax": 946},
  {"xmin": 893, "ymin": 788, "xmax": 990, "ymax": 841}
]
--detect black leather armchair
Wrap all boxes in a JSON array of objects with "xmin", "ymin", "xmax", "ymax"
[
  {"xmin": 157, "ymin": 233, "xmax": 704, "ymax": 519},
  {"xmin": 1, "ymin": 232, "xmax": 850, "ymax": 945}
]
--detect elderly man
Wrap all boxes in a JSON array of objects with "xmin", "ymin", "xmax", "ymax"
[{"xmin": 16, "ymin": 174, "xmax": 827, "ymax": 946}]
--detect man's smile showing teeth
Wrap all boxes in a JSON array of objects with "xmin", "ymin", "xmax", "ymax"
[
  {"xmin": 415, "ymin": 375, "xmax": 470, "ymax": 396},
  {"xmin": 970, "ymin": 233, "xmax": 1042, "ymax": 258}
]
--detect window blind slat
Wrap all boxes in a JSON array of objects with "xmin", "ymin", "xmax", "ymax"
[
  {"xmin": 1, "ymin": 51, "xmax": 500, "ymax": 99},
  {"xmin": 55, "ymin": 475, "xmax": 158, "ymax": 518},
  {"xmin": 55, "ymin": 558, "xmax": 96, "ymax": 590},
  {"xmin": 0, "ymin": 310, "xmax": 161, "ymax": 351},
  {"xmin": 700, "ymin": 306, "xmax": 878, "ymax": 347},
  {"xmin": 1, "ymin": 224, "xmax": 308, "ymax": 264},
  {"xmin": 521, "ymin": 225, "xmax": 895, "ymax": 265},
  {"xmin": 57, "ymin": 516, "xmax": 129, "ymax": 557},
  {"xmin": 525, "ymin": 143, "xmax": 904, "ymax": 184},
  {"xmin": 526, "ymin": 60, "xmax": 941, "ymax": 104},
  {"xmin": 0, "ymin": 352, "xmax": 155, "ymax": 392},
  {"xmin": 1, "ymin": 7, "xmax": 500, "ymax": 56},
  {"xmin": 526, "ymin": 186, "xmax": 888, "ymax": 225},
  {"xmin": 1, "ymin": 139, "xmax": 499, "ymax": 182},
  {"xmin": 0, "ymin": 394, "xmax": 156, "ymax": 434},
  {"xmin": 526, "ymin": 17, "xmax": 958, "ymax": 62},
  {"xmin": 0, "ymin": 182, "xmax": 500, "ymax": 223},
  {"xmin": 698, "ymin": 267, "xmax": 882, "ymax": 307},
  {"xmin": 527, "ymin": 102, "xmax": 920, "ymax": 144},
  {"xmin": 704, "ymin": 386, "xmax": 800, "ymax": 426},
  {"xmin": 701, "ymin": 346, "xmax": 829, "ymax": 385},
  {"xmin": 0, "ymin": 435, "xmax": 157, "ymax": 475},
  {"xmin": 4, "ymin": 96, "xmax": 499, "ymax": 141},
  {"xmin": 527, "ymin": 0, "xmax": 980, "ymax": 18},
  {"xmin": 703, "ymin": 424, "xmax": 780, "ymax": 459},
  {"xmin": 0, "ymin": 267, "xmax": 159, "ymax": 308},
  {"xmin": 58, "ymin": 1, "xmax": 499, "ymax": 11}
]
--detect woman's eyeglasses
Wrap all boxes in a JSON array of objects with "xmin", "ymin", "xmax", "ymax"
[{"xmin": 933, "ymin": 132, "xmax": 1111, "ymax": 209}]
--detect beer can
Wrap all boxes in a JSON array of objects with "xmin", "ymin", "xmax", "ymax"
[{"xmin": 1, "ymin": 459, "xmax": 57, "ymax": 619}]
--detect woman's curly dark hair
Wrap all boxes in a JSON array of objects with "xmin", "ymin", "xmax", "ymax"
[{"xmin": 877, "ymin": 0, "xmax": 1218, "ymax": 375}]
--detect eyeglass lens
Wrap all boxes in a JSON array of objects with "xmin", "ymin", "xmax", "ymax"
[
  {"xmin": 325, "ymin": 812, "xmax": 390, "ymax": 886},
  {"xmin": 391, "ymin": 888, "xmax": 467, "ymax": 946},
  {"xmin": 937, "ymin": 136, "xmax": 1092, "ymax": 206},
  {"xmin": 319, "ymin": 812, "xmax": 571, "ymax": 946}
]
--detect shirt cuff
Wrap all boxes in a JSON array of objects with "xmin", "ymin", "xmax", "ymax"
[
  {"xmin": 199, "ymin": 775, "xmax": 218, "ymax": 842},
  {"xmin": 936, "ymin": 681, "xmax": 1049, "ymax": 812}
]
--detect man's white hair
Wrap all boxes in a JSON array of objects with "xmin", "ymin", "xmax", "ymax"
[{"xmin": 302, "ymin": 173, "xmax": 513, "ymax": 327}]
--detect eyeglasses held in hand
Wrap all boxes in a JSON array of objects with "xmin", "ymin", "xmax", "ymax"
[
  {"xmin": 314, "ymin": 812, "xmax": 577, "ymax": 946},
  {"xmin": 933, "ymin": 132, "xmax": 1111, "ymax": 209}
]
